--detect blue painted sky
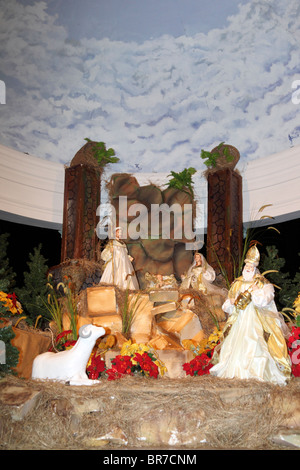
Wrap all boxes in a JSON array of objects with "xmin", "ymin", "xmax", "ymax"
[
  {"xmin": 0, "ymin": 0, "xmax": 299, "ymax": 175},
  {"xmin": 40, "ymin": 0, "xmax": 250, "ymax": 42}
]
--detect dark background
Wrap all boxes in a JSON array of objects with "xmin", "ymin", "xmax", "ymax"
[
  {"xmin": 0, "ymin": 219, "xmax": 62, "ymax": 286},
  {"xmin": 0, "ymin": 216, "xmax": 299, "ymax": 289}
]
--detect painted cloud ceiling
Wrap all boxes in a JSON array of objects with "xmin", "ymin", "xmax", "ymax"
[{"xmin": 0, "ymin": 0, "xmax": 299, "ymax": 176}]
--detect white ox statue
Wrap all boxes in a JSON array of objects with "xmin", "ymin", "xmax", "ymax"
[{"xmin": 32, "ymin": 324, "xmax": 105, "ymax": 386}]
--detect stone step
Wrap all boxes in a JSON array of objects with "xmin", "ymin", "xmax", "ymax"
[
  {"xmin": 0, "ymin": 380, "xmax": 41, "ymax": 421},
  {"xmin": 149, "ymin": 290, "xmax": 179, "ymax": 303},
  {"xmin": 151, "ymin": 302, "xmax": 177, "ymax": 316}
]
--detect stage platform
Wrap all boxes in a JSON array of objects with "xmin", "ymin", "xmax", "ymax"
[{"xmin": 0, "ymin": 374, "xmax": 299, "ymax": 450}]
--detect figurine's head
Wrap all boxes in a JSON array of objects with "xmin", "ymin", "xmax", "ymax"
[
  {"xmin": 243, "ymin": 262, "xmax": 256, "ymax": 281},
  {"xmin": 115, "ymin": 226, "xmax": 123, "ymax": 239},
  {"xmin": 243, "ymin": 245, "xmax": 260, "ymax": 281},
  {"xmin": 194, "ymin": 252, "xmax": 202, "ymax": 266},
  {"xmin": 244, "ymin": 244, "xmax": 260, "ymax": 267}
]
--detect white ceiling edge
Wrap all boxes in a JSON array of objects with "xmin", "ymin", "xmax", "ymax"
[{"xmin": 0, "ymin": 142, "xmax": 299, "ymax": 231}]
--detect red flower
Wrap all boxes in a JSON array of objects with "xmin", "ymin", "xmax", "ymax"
[
  {"xmin": 183, "ymin": 352, "xmax": 213, "ymax": 376},
  {"xmin": 105, "ymin": 355, "xmax": 133, "ymax": 380},
  {"xmin": 55, "ymin": 330, "xmax": 73, "ymax": 342},
  {"xmin": 87, "ymin": 353, "xmax": 106, "ymax": 380},
  {"xmin": 287, "ymin": 326, "xmax": 300, "ymax": 350},
  {"xmin": 133, "ymin": 352, "xmax": 159, "ymax": 378},
  {"xmin": 134, "ymin": 352, "xmax": 151, "ymax": 369},
  {"xmin": 106, "ymin": 368, "xmax": 124, "ymax": 381},
  {"xmin": 287, "ymin": 326, "xmax": 300, "ymax": 377},
  {"xmin": 63, "ymin": 340, "xmax": 76, "ymax": 349},
  {"xmin": 7, "ymin": 292, "xmax": 17, "ymax": 308},
  {"xmin": 148, "ymin": 365, "xmax": 159, "ymax": 378},
  {"xmin": 111, "ymin": 355, "xmax": 133, "ymax": 375},
  {"xmin": 48, "ymin": 330, "xmax": 74, "ymax": 351},
  {"xmin": 105, "ymin": 352, "xmax": 160, "ymax": 380},
  {"xmin": 291, "ymin": 363, "xmax": 300, "ymax": 377}
]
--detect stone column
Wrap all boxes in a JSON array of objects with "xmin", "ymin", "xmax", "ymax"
[
  {"xmin": 61, "ymin": 144, "xmax": 101, "ymax": 262},
  {"xmin": 206, "ymin": 167, "xmax": 243, "ymax": 284}
]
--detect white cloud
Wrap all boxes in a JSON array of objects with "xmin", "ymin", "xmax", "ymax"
[{"xmin": 0, "ymin": 0, "xmax": 299, "ymax": 174}]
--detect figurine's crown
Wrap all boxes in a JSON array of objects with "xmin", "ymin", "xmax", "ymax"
[{"xmin": 244, "ymin": 244, "xmax": 260, "ymax": 267}]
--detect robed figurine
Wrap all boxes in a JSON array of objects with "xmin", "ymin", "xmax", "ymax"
[
  {"xmin": 100, "ymin": 227, "xmax": 139, "ymax": 290},
  {"xmin": 180, "ymin": 252, "xmax": 226, "ymax": 297},
  {"xmin": 210, "ymin": 245, "xmax": 291, "ymax": 385}
]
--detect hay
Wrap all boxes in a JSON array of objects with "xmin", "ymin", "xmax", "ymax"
[
  {"xmin": 178, "ymin": 288, "xmax": 225, "ymax": 335},
  {"xmin": 60, "ymin": 258, "xmax": 103, "ymax": 281},
  {"xmin": 1, "ymin": 374, "xmax": 298, "ymax": 450},
  {"xmin": 49, "ymin": 258, "xmax": 103, "ymax": 293}
]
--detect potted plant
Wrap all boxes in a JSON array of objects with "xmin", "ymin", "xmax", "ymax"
[
  {"xmin": 84, "ymin": 138, "xmax": 120, "ymax": 167},
  {"xmin": 167, "ymin": 167, "xmax": 197, "ymax": 198},
  {"xmin": 200, "ymin": 142, "xmax": 240, "ymax": 172}
]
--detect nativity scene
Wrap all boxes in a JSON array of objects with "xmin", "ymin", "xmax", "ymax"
[
  {"xmin": 50, "ymin": 140, "xmax": 234, "ymax": 377},
  {"xmin": 1, "ymin": 139, "xmax": 300, "ymax": 450}
]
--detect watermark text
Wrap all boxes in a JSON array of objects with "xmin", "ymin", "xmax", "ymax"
[
  {"xmin": 0, "ymin": 80, "xmax": 6, "ymax": 104},
  {"xmin": 292, "ymin": 80, "xmax": 300, "ymax": 105},
  {"xmin": 96, "ymin": 196, "xmax": 204, "ymax": 250}
]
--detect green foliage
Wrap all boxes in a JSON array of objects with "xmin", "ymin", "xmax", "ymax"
[
  {"xmin": 15, "ymin": 244, "xmax": 49, "ymax": 326},
  {"xmin": 0, "ymin": 271, "xmax": 9, "ymax": 294},
  {"xmin": 42, "ymin": 274, "xmax": 79, "ymax": 340},
  {"xmin": 61, "ymin": 278, "xmax": 78, "ymax": 341},
  {"xmin": 200, "ymin": 142, "xmax": 235, "ymax": 168},
  {"xmin": 120, "ymin": 289, "xmax": 143, "ymax": 336},
  {"xmin": 0, "ymin": 233, "xmax": 16, "ymax": 292},
  {"xmin": 41, "ymin": 274, "xmax": 63, "ymax": 334},
  {"xmin": 232, "ymin": 205, "xmax": 280, "ymax": 282},
  {"xmin": 260, "ymin": 245, "xmax": 300, "ymax": 310},
  {"xmin": 84, "ymin": 138, "xmax": 120, "ymax": 166},
  {"xmin": 0, "ymin": 323, "xmax": 19, "ymax": 376},
  {"xmin": 167, "ymin": 167, "xmax": 197, "ymax": 197}
]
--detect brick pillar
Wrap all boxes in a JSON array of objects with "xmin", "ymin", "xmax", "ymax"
[
  {"xmin": 61, "ymin": 164, "xmax": 100, "ymax": 262},
  {"xmin": 206, "ymin": 168, "xmax": 243, "ymax": 283}
]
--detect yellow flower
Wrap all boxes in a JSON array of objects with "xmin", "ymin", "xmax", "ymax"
[
  {"xmin": 293, "ymin": 293, "xmax": 300, "ymax": 313},
  {"xmin": 181, "ymin": 328, "xmax": 223, "ymax": 358},
  {"xmin": 207, "ymin": 328, "xmax": 223, "ymax": 346},
  {"xmin": 119, "ymin": 340, "xmax": 167, "ymax": 375},
  {"xmin": 0, "ymin": 291, "xmax": 7, "ymax": 301},
  {"xmin": 154, "ymin": 358, "xmax": 167, "ymax": 376},
  {"xmin": 120, "ymin": 339, "xmax": 133, "ymax": 356},
  {"xmin": 0, "ymin": 291, "xmax": 23, "ymax": 315},
  {"xmin": 120, "ymin": 340, "xmax": 150, "ymax": 357}
]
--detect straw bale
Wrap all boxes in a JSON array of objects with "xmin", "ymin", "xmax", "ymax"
[{"xmin": 0, "ymin": 375, "xmax": 299, "ymax": 450}]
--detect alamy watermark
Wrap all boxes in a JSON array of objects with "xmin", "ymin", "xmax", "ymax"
[
  {"xmin": 0, "ymin": 80, "xmax": 6, "ymax": 104},
  {"xmin": 0, "ymin": 340, "xmax": 6, "ymax": 364},
  {"xmin": 290, "ymin": 339, "xmax": 300, "ymax": 366},
  {"xmin": 291, "ymin": 80, "xmax": 300, "ymax": 105},
  {"xmin": 96, "ymin": 196, "xmax": 205, "ymax": 250}
]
